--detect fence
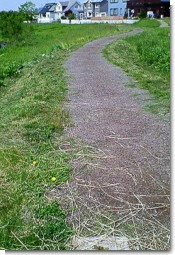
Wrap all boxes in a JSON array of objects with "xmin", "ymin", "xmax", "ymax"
[{"xmin": 60, "ymin": 19, "xmax": 139, "ymax": 24}]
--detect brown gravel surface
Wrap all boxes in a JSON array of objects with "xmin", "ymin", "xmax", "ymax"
[{"xmin": 55, "ymin": 29, "xmax": 170, "ymax": 250}]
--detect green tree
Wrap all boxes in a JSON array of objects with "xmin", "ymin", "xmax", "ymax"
[{"xmin": 18, "ymin": 1, "xmax": 37, "ymax": 23}]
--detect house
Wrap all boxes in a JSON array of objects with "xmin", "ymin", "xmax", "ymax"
[
  {"xmin": 38, "ymin": 3, "xmax": 57, "ymax": 23},
  {"xmin": 108, "ymin": 0, "xmax": 127, "ymax": 17},
  {"xmin": 83, "ymin": 0, "xmax": 108, "ymax": 18},
  {"xmin": 38, "ymin": 1, "xmax": 69, "ymax": 23},
  {"xmin": 126, "ymin": 0, "xmax": 170, "ymax": 17},
  {"xmin": 63, "ymin": 0, "xmax": 84, "ymax": 19},
  {"xmin": 83, "ymin": 0, "xmax": 93, "ymax": 19}
]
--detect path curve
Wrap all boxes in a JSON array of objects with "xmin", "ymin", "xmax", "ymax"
[{"xmin": 62, "ymin": 29, "xmax": 170, "ymax": 249}]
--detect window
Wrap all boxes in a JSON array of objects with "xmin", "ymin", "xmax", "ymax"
[
  {"xmin": 110, "ymin": 8, "xmax": 118, "ymax": 15},
  {"xmin": 87, "ymin": 11, "xmax": 92, "ymax": 17},
  {"xmin": 74, "ymin": 4, "xmax": 79, "ymax": 8},
  {"xmin": 85, "ymin": 3, "xmax": 91, "ymax": 8},
  {"xmin": 120, "ymin": 8, "xmax": 122, "ymax": 15},
  {"xmin": 110, "ymin": 0, "xmax": 118, "ymax": 3},
  {"xmin": 95, "ymin": 4, "xmax": 99, "ymax": 8}
]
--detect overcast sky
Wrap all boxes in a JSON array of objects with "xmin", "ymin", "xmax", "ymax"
[{"xmin": 0, "ymin": 0, "xmax": 58, "ymax": 11}]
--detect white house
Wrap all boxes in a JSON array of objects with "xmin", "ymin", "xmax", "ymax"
[{"xmin": 38, "ymin": 1, "xmax": 69, "ymax": 23}]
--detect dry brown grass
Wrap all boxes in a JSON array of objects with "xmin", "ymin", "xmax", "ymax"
[{"xmin": 45, "ymin": 140, "xmax": 170, "ymax": 250}]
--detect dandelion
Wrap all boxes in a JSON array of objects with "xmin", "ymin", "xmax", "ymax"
[
  {"xmin": 31, "ymin": 161, "xmax": 37, "ymax": 166},
  {"xmin": 51, "ymin": 177, "xmax": 57, "ymax": 181}
]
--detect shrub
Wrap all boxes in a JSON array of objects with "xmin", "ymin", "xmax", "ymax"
[
  {"xmin": 67, "ymin": 13, "xmax": 76, "ymax": 20},
  {"xmin": 0, "ymin": 11, "xmax": 34, "ymax": 44},
  {"xmin": 139, "ymin": 10, "xmax": 147, "ymax": 19},
  {"xmin": 0, "ymin": 11, "xmax": 24, "ymax": 43},
  {"xmin": 61, "ymin": 15, "xmax": 67, "ymax": 19}
]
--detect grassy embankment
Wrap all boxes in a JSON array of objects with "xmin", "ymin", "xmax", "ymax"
[
  {"xmin": 0, "ymin": 23, "xmax": 130, "ymax": 250},
  {"xmin": 104, "ymin": 18, "xmax": 170, "ymax": 114}
]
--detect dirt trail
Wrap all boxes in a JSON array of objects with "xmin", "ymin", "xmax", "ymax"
[{"xmin": 57, "ymin": 29, "xmax": 170, "ymax": 249}]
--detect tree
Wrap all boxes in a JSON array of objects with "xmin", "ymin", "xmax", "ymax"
[{"xmin": 18, "ymin": 1, "xmax": 37, "ymax": 23}]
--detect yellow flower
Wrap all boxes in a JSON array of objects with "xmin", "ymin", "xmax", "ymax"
[
  {"xmin": 51, "ymin": 177, "xmax": 57, "ymax": 181},
  {"xmin": 32, "ymin": 161, "xmax": 37, "ymax": 166}
]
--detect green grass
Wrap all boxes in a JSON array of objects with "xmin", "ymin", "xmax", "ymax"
[
  {"xmin": 0, "ymin": 22, "xmax": 130, "ymax": 250},
  {"xmin": 0, "ymin": 23, "xmax": 130, "ymax": 83},
  {"xmin": 104, "ymin": 19, "xmax": 170, "ymax": 114},
  {"xmin": 0, "ymin": 49, "xmax": 72, "ymax": 250},
  {"xmin": 133, "ymin": 18, "xmax": 160, "ymax": 28}
]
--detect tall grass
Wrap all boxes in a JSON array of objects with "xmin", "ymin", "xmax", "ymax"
[{"xmin": 104, "ymin": 19, "xmax": 170, "ymax": 113}]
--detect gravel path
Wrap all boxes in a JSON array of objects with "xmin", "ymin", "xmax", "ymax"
[{"xmin": 61, "ymin": 29, "xmax": 170, "ymax": 249}]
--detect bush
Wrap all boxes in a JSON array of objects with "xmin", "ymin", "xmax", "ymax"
[
  {"xmin": 139, "ymin": 10, "xmax": 147, "ymax": 19},
  {"xmin": 0, "ymin": 11, "xmax": 24, "ymax": 43},
  {"xmin": 67, "ymin": 13, "xmax": 76, "ymax": 20},
  {"xmin": 0, "ymin": 11, "xmax": 34, "ymax": 44},
  {"xmin": 61, "ymin": 15, "xmax": 67, "ymax": 19}
]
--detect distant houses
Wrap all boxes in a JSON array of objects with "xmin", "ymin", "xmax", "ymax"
[
  {"xmin": 127, "ymin": 0, "xmax": 170, "ymax": 18},
  {"xmin": 37, "ymin": 0, "xmax": 127, "ymax": 22},
  {"xmin": 37, "ymin": 0, "xmax": 170, "ymax": 23}
]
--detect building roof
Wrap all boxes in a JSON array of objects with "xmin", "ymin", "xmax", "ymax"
[
  {"xmin": 49, "ymin": 5, "xmax": 56, "ymax": 11},
  {"xmin": 63, "ymin": 0, "xmax": 81, "ymax": 12},
  {"xmin": 60, "ymin": 1, "xmax": 69, "ymax": 7},
  {"xmin": 83, "ymin": 0, "xmax": 103, "ymax": 3},
  {"xmin": 37, "ymin": 7, "xmax": 43, "ymax": 13},
  {"xmin": 91, "ymin": 0, "xmax": 103, "ymax": 2},
  {"xmin": 38, "ymin": 3, "xmax": 55, "ymax": 14}
]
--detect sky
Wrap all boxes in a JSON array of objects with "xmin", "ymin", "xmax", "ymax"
[
  {"xmin": 0, "ymin": 0, "xmax": 85, "ymax": 11},
  {"xmin": 0, "ymin": 0, "xmax": 56, "ymax": 11}
]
